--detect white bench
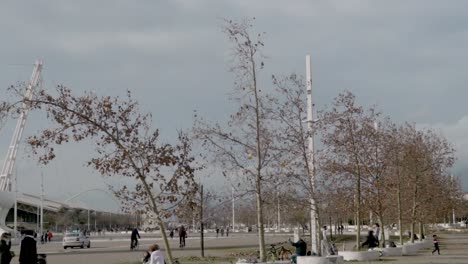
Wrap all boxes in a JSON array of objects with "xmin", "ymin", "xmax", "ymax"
[
  {"xmin": 338, "ymin": 251, "xmax": 380, "ymax": 261},
  {"xmin": 297, "ymin": 256, "xmax": 344, "ymax": 264}
]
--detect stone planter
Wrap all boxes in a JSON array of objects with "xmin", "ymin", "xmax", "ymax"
[
  {"xmin": 402, "ymin": 243, "xmax": 419, "ymax": 255},
  {"xmin": 382, "ymin": 247, "xmax": 402, "ymax": 256},
  {"xmin": 236, "ymin": 261, "xmax": 290, "ymax": 264},
  {"xmin": 338, "ymin": 251, "xmax": 380, "ymax": 261},
  {"xmin": 297, "ymin": 256, "xmax": 344, "ymax": 264}
]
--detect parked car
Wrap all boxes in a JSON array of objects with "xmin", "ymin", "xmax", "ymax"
[{"xmin": 63, "ymin": 232, "xmax": 90, "ymax": 249}]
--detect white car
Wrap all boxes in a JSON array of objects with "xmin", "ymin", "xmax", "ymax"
[{"xmin": 63, "ymin": 232, "xmax": 91, "ymax": 249}]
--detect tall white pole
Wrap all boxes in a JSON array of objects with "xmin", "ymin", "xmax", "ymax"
[
  {"xmin": 193, "ymin": 216, "xmax": 196, "ymax": 233},
  {"xmin": 451, "ymin": 175, "xmax": 456, "ymax": 224},
  {"xmin": 306, "ymin": 55, "xmax": 319, "ymax": 255},
  {"xmin": 40, "ymin": 172, "xmax": 44, "ymax": 236},
  {"xmin": 277, "ymin": 191, "xmax": 280, "ymax": 231},
  {"xmin": 36, "ymin": 206, "xmax": 39, "ymax": 232},
  {"xmin": 94, "ymin": 211, "xmax": 97, "ymax": 231},
  {"xmin": 14, "ymin": 166, "xmax": 18, "ymax": 238},
  {"xmin": 87, "ymin": 209, "xmax": 90, "ymax": 231},
  {"xmin": 232, "ymin": 187, "xmax": 235, "ymax": 230}
]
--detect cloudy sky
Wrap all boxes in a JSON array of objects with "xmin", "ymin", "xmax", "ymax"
[{"xmin": 1, "ymin": 0, "xmax": 468, "ymax": 209}]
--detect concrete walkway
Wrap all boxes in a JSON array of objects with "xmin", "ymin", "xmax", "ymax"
[{"xmin": 378, "ymin": 233, "xmax": 468, "ymax": 264}]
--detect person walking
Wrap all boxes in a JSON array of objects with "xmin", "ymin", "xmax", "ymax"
[
  {"xmin": 19, "ymin": 230, "xmax": 37, "ymax": 264},
  {"xmin": 226, "ymin": 228, "xmax": 229, "ymax": 237},
  {"xmin": 340, "ymin": 224, "xmax": 344, "ymax": 235},
  {"xmin": 216, "ymin": 228, "xmax": 219, "ymax": 238},
  {"xmin": 47, "ymin": 231, "xmax": 53, "ymax": 242},
  {"xmin": 169, "ymin": 230, "xmax": 174, "ymax": 240},
  {"xmin": 0, "ymin": 232, "xmax": 13, "ymax": 264},
  {"xmin": 361, "ymin": 230, "xmax": 378, "ymax": 250},
  {"xmin": 130, "ymin": 227, "xmax": 140, "ymax": 250},
  {"xmin": 179, "ymin": 226, "xmax": 187, "ymax": 248},
  {"xmin": 373, "ymin": 223, "xmax": 380, "ymax": 245},
  {"xmin": 432, "ymin": 234, "xmax": 440, "ymax": 255}
]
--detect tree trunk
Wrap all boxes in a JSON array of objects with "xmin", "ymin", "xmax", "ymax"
[
  {"xmin": 156, "ymin": 216, "xmax": 173, "ymax": 264},
  {"xmin": 378, "ymin": 215, "xmax": 385, "ymax": 248},
  {"xmin": 256, "ymin": 183, "xmax": 266, "ymax": 261},
  {"xmin": 397, "ymin": 173, "xmax": 403, "ymax": 246},
  {"xmin": 377, "ymin": 188, "xmax": 385, "ymax": 247},
  {"xmin": 418, "ymin": 221, "xmax": 423, "ymax": 241},
  {"xmin": 356, "ymin": 175, "xmax": 361, "ymax": 251},
  {"xmin": 410, "ymin": 186, "xmax": 417, "ymax": 244},
  {"xmin": 250, "ymin": 47, "xmax": 266, "ymax": 262},
  {"xmin": 200, "ymin": 185, "xmax": 205, "ymax": 257}
]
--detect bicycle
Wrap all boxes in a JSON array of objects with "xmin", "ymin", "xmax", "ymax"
[
  {"xmin": 267, "ymin": 242, "xmax": 292, "ymax": 262},
  {"xmin": 131, "ymin": 239, "xmax": 139, "ymax": 251}
]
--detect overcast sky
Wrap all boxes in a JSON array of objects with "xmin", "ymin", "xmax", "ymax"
[{"xmin": 1, "ymin": 0, "xmax": 468, "ymax": 209}]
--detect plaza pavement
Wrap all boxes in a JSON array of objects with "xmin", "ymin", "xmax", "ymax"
[{"xmin": 7, "ymin": 232, "xmax": 468, "ymax": 264}]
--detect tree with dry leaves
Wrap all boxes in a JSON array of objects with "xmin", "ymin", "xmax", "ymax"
[
  {"xmin": 269, "ymin": 73, "xmax": 322, "ymax": 253},
  {"xmin": 194, "ymin": 18, "xmax": 277, "ymax": 261},
  {"xmin": 6, "ymin": 85, "xmax": 198, "ymax": 264},
  {"xmin": 318, "ymin": 91, "xmax": 384, "ymax": 250},
  {"xmin": 396, "ymin": 124, "xmax": 455, "ymax": 243}
]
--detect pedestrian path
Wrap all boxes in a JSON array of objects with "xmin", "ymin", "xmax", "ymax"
[{"xmin": 378, "ymin": 233, "xmax": 468, "ymax": 264}]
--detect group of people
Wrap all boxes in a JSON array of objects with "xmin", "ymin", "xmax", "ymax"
[
  {"xmin": 336, "ymin": 224, "xmax": 345, "ymax": 235},
  {"xmin": 0, "ymin": 230, "xmax": 41, "ymax": 264},
  {"xmin": 215, "ymin": 227, "xmax": 229, "ymax": 237},
  {"xmin": 39, "ymin": 231, "xmax": 53, "ymax": 244}
]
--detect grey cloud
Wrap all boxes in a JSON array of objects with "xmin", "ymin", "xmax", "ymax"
[{"xmin": 1, "ymin": 0, "xmax": 468, "ymax": 202}]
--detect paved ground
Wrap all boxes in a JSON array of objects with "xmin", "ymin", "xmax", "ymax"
[
  {"xmin": 378, "ymin": 233, "xmax": 468, "ymax": 264},
  {"xmin": 9, "ymin": 232, "xmax": 293, "ymax": 264},
  {"xmin": 8, "ymin": 232, "xmax": 468, "ymax": 263}
]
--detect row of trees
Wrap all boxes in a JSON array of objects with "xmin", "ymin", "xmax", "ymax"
[
  {"xmin": 193, "ymin": 18, "xmax": 462, "ymax": 258},
  {"xmin": 0, "ymin": 18, "xmax": 463, "ymax": 262}
]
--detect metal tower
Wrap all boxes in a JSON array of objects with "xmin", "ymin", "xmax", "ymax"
[{"xmin": 0, "ymin": 60, "xmax": 43, "ymax": 192}]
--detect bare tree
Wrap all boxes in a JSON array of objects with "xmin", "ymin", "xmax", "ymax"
[
  {"xmin": 194, "ymin": 18, "xmax": 274, "ymax": 261},
  {"xmin": 269, "ymin": 74, "xmax": 322, "ymax": 252},
  {"xmin": 7, "ymin": 85, "xmax": 198, "ymax": 264}
]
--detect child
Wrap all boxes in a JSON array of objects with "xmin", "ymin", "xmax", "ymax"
[{"xmin": 432, "ymin": 234, "xmax": 440, "ymax": 255}]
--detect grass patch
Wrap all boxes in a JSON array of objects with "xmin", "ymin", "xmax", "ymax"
[{"xmin": 330, "ymin": 234, "xmax": 355, "ymax": 243}]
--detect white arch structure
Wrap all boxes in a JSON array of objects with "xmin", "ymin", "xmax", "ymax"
[{"xmin": 64, "ymin": 188, "xmax": 121, "ymax": 213}]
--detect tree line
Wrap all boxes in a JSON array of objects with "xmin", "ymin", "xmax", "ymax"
[{"xmin": 0, "ymin": 18, "xmax": 462, "ymax": 263}]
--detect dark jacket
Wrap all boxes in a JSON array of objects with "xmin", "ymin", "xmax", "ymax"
[
  {"xmin": 131, "ymin": 229, "xmax": 140, "ymax": 240},
  {"xmin": 290, "ymin": 239, "xmax": 307, "ymax": 256},
  {"xmin": 19, "ymin": 235, "xmax": 37, "ymax": 264},
  {"xmin": 0, "ymin": 239, "xmax": 12, "ymax": 264},
  {"xmin": 362, "ymin": 231, "xmax": 378, "ymax": 249}
]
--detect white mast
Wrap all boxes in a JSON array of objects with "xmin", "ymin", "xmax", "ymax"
[
  {"xmin": 306, "ymin": 55, "xmax": 319, "ymax": 254},
  {"xmin": 277, "ymin": 191, "xmax": 280, "ymax": 231},
  {"xmin": 14, "ymin": 167, "xmax": 18, "ymax": 237},
  {"xmin": 0, "ymin": 60, "xmax": 43, "ymax": 191},
  {"xmin": 40, "ymin": 172, "xmax": 44, "ymax": 236},
  {"xmin": 232, "ymin": 187, "xmax": 235, "ymax": 231}
]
